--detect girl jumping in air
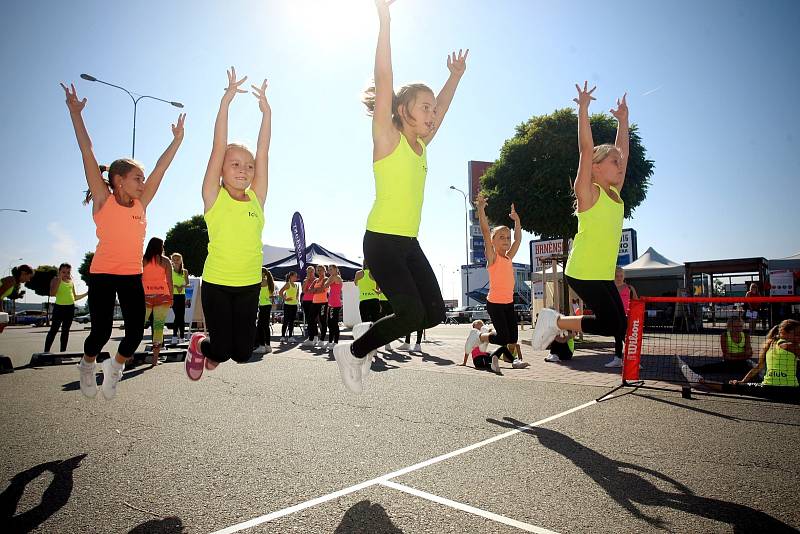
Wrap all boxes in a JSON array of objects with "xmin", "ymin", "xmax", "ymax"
[
  {"xmin": 531, "ymin": 83, "xmax": 631, "ymax": 360},
  {"xmin": 185, "ymin": 68, "xmax": 271, "ymax": 381},
  {"xmin": 465, "ymin": 194, "xmax": 525, "ymax": 372},
  {"xmin": 334, "ymin": 0, "xmax": 468, "ymax": 393},
  {"xmin": 61, "ymin": 82, "xmax": 184, "ymax": 399}
]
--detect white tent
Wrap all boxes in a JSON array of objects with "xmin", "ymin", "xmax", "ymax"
[{"xmin": 622, "ymin": 247, "xmax": 684, "ymax": 279}]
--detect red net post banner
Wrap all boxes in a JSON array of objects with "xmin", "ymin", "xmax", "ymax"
[{"xmin": 622, "ymin": 299, "xmax": 645, "ymax": 381}]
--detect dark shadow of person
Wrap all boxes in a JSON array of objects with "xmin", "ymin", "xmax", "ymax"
[
  {"xmin": 128, "ymin": 516, "xmax": 184, "ymax": 533},
  {"xmin": 334, "ymin": 500, "xmax": 403, "ymax": 534},
  {"xmin": 0, "ymin": 453, "xmax": 87, "ymax": 532},
  {"xmin": 486, "ymin": 418, "xmax": 796, "ymax": 533}
]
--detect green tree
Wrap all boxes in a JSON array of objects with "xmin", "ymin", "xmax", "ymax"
[
  {"xmin": 78, "ymin": 252, "xmax": 94, "ymax": 286},
  {"xmin": 481, "ymin": 108, "xmax": 654, "ymax": 240},
  {"xmin": 164, "ymin": 215, "xmax": 209, "ymax": 276}
]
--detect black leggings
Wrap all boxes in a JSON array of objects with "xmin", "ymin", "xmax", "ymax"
[
  {"xmin": 352, "ymin": 231, "xmax": 446, "ymax": 357},
  {"xmin": 302, "ymin": 300, "xmax": 314, "ymax": 339},
  {"xmin": 327, "ymin": 306, "xmax": 341, "ymax": 343},
  {"xmin": 307, "ymin": 303, "xmax": 321, "ymax": 340},
  {"xmin": 45, "ymin": 304, "xmax": 75, "ymax": 352},
  {"xmin": 200, "ymin": 281, "xmax": 259, "ymax": 364},
  {"xmin": 318, "ymin": 303, "xmax": 328, "ymax": 340},
  {"xmin": 256, "ymin": 304, "xmax": 272, "ymax": 347},
  {"xmin": 721, "ymin": 383, "xmax": 799, "ymax": 402},
  {"xmin": 84, "ymin": 273, "xmax": 145, "ymax": 358},
  {"xmin": 282, "ymin": 304, "xmax": 298, "ymax": 338},
  {"xmin": 359, "ymin": 299, "xmax": 381, "ymax": 323},
  {"xmin": 486, "ymin": 302, "xmax": 517, "ymax": 361},
  {"xmin": 566, "ymin": 276, "xmax": 627, "ymax": 348},
  {"xmin": 172, "ymin": 293, "xmax": 186, "ymax": 338},
  {"xmin": 405, "ymin": 330, "xmax": 422, "ymax": 345}
]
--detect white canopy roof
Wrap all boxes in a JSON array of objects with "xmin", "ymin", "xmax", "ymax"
[{"xmin": 622, "ymin": 247, "xmax": 684, "ymax": 278}]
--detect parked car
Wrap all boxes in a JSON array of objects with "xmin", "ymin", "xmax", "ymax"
[
  {"xmin": 74, "ymin": 314, "xmax": 91, "ymax": 324},
  {"xmin": 446, "ymin": 306, "xmax": 490, "ymax": 324},
  {"xmin": 14, "ymin": 310, "xmax": 47, "ymax": 327},
  {"xmin": 514, "ymin": 304, "xmax": 532, "ymax": 324}
]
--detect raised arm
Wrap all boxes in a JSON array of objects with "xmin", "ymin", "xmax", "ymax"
[
  {"xmin": 422, "ymin": 49, "xmax": 468, "ymax": 146},
  {"xmin": 140, "ymin": 114, "xmax": 185, "ymax": 209},
  {"xmin": 202, "ymin": 68, "xmax": 248, "ymax": 212},
  {"xmin": 573, "ymin": 81, "xmax": 597, "ymax": 212},
  {"xmin": 476, "ymin": 194, "xmax": 495, "ymax": 266},
  {"xmin": 609, "ymin": 93, "xmax": 629, "ymax": 190},
  {"xmin": 49, "ymin": 277, "xmax": 60, "ymax": 297},
  {"xmin": 371, "ymin": 0, "xmax": 400, "ymax": 157},
  {"xmin": 507, "ymin": 203, "xmax": 523, "ymax": 259},
  {"xmin": 250, "ymin": 79, "xmax": 271, "ymax": 207},
  {"xmin": 60, "ymin": 83, "xmax": 109, "ymax": 211}
]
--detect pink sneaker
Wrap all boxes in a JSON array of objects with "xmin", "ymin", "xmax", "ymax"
[{"xmin": 185, "ymin": 333, "xmax": 207, "ymax": 381}]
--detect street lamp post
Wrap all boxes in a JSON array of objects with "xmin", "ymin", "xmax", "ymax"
[
  {"xmin": 449, "ymin": 186, "xmax": 470, "ymax": 307},
  {"xmin": 0, "ymin": 209, "xmax": 28, "ymax": 213},
  {"xmin": 80, "ymin": 74, "xmax": 184, "ymax": 158}
]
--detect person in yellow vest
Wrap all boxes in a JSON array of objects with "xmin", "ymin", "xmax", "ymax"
[
  {"xmin": 354, "ymin": 263, "xmax": 381, "ymax": 324},
  {"xmin": 254, "ymin": 268, "xmax": 275, "ymax": 354},
  {"xmin": 170, "ymin": 252, "xmax": 190, "ymax": 343},
  {"xmin": 278, "ymin": 271, "xmax": 300, "ymax": 342},
  {"xmin": 142, "ymin": 238, "xmax": 173, "ymax": 366},
  {"xmin": 44, "ymin": 263, "xmax": 87, "ymax": 352},
  {"xmin": 0, "ymin": 264, "xmax": 34, "ymax": 313},
  {"xmin": 532, "ymin": 83, "xmax": 631, "ymax": 366},
  {"xmin": 691, "ymin": 317, "xmax": 753, "ymax": 376},
  {"xmin": 185, "ymin": 67, "xmax": 270, "ymax": 381},
  {"xmin": 334, "ymin": 0, "xmax": 468, "ymax": 394}
]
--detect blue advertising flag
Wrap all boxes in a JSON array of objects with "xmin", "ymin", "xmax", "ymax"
[{"xmin": 291, "ymin": 211, "xmax": 307, "ymax": 278}]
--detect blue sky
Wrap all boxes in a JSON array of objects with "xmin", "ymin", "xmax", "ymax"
[{"xmin": 1, "ymin": 0, "xmax": 798, "ymax": 303}]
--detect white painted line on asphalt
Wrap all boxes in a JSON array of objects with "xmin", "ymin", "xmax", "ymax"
[
  {"xmin": 380, "ymin": 480, "xmax": 560, "ymax": 533},
  {"xmin": 210, "ymin": 399, "xmax": 600, "ymax": 534}
]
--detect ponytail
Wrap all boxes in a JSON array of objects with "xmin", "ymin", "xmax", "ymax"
[
  {"xmin": 361, "ymin": 82, "xmax": 434, "ymax": 131},
  {"xmin": 83, "ymin": 159, "xmax": 143, "ymax": 205},
  {"xmin": 759, "ymin": 325, "xmax": 781, "ymax": 362}
]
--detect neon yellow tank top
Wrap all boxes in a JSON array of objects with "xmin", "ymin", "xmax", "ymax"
[
  {"xmin": 203, "ymin": 188, "xmax": 264, "ymax": 286},
  {"xmin": 565, "ymin": 184, "xmax": 624, "ymax": 281},
  {"xmin": 55, "ymin": 280, "xmax": 75, "ymax": 305},
  {"xmin": 763, "ymin": 339, "xmax": 798, "ymax": 387},
  {"xmin": 1, "ymin": 279, "xmax": 16, "ymax": 300},
  {"xmin": 172, "ymin": 270, "xmax": 186, "ymax": 295},
  {"xmin": 259, "ymin": 285, "xmax": 272, "ymax": 306},
  {"xmin": 366, "ymin": 135, "xmax": 427, "ymax": 238},
  {"xmin": 284, "ymin": 283, "xmax": 298, "ymax": 305},
  {"xmin": 377, "ymin": 289, "xmax": 388, "ymax": 302},
  {"xmin": 357, "ymin": 270, "xmax": 378, "ymax": 301},
  {"xmin": 726, "ymin": 331, "xmax": 746, "ymax": 355}
]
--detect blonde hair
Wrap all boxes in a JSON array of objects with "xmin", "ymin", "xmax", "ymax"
[
  {"xmin": 759, "ymin": 319, "xmax": 800, "ymax": 362},
  {"xmin": 362, "ymin": 82, "xmax": 434, "ymax": 130},
  {"xmin": 170, "ymin": 252, "xmax": 187, "ymax": 276},
  {"xmin": 490, "ymin": 226, "xmax": 510, "ymax": 239},
  {"xmin": 591, "ymin": 144, "xmax": 621, "ymax": 164},
  {"xmin": 225, "ymin": 143, "xmax": 254, "ymax": 161}
]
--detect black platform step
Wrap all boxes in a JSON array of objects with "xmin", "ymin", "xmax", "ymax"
[{"xmin": 30, "ymin": 351, "xmax": 111, "ymax": 366}]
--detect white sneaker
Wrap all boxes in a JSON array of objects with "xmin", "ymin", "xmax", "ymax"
[
  {"xmin": 604, "ymin": 356, "xmax": 623, "ymax": 368},
  {"xmin": 531, "ymin": 308, "xmax": 561, "ymax": 350},
  {"xmin": 544, "ymin": 353, "xmax": 561, "ymax": 363},
  {"xmin": 253, "ymin": 345, "xmax": 266, "ymax": 354},
  {"xmin": 101, "ymin": 358, "xmax": 123, "ymax": 400},
  {"xmin": 263, "ymin": 346, "xmax": 273, "ymax": 354},
  {"xmin": 413, "ymin": 343, "xmax": 422, "ymax": 352},
  {"xmin": 352, "ymin": 322, "xmax": 376, "ymax": 386},
  {"xmin": 328, "ymin": 343, "xmax": 336, "ymax": 351},
  {"xmin": 78, "ymin": 360, "xmax": 97, "ymax": 398},
  {"xmin": 279, "ymin": 337, "xmax": 287, "ymax": 343},
  {"xmin": 512, "ymin": 359, "xmax": 530, "ymax": 369},
  {"xmin": 333, "ymin": 343, "xmax": 363, "ymax": 394},
  {"xmin": 464, "ymin": 329, "xmax": 481, "ymax": 357},
  {"xmin": 490, "ymin": 354, "xmax": 500, "ymax": 373},
  {"xmin": 397, "ymin": 342, "xmax": 411, "ymax": 351}
]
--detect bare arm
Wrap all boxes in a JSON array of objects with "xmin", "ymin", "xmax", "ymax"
[
  {"xmin": 609, "ymin": 93, "xmax": 629, "ymax": 190},
  {"xmin": 735, "ymin": 350, "xmax": 766, "ymax": 384},
  {"xmin": 49, "ymin": 277, "xmax": 60, "ymax": 297},
  {"xmin": 507, "ymin": 203, "xmax": 523, "ymax": 259},
  {"xmin": 628, "ymin": 284, "xmax": 639, "ymax": 300},
  {"xmin": 720, "ymin": 333, "xmax": 729, "ymax": 358},
  {"xmin": 371, "ymin": 0, "xmax": 401, "ymax": 160},
  {"xmin": 140, "ymin": 114, "xmax": 186, "ymax": 209},
  {"xmin": 476, "ymin": 194, "xmax": 495, "ymax": 266},
  {"xmin": 572, "ymin": 82, "xmax": 597, "ymax": 213},
  {"xmin": 250, "ymin": 80, "xmax": 271, "ymax": 207},
  {"xmin": 60, "ymin": 83, "xmax": 109, "ymax": 212},
  {"xmin": 163, "ymin": 257, "xmax": 174, "ymax": 296},
  {"xmin": 422, "ymin": 49, "xmax": 468, "ymax": 146},
  {"xmin": 743, "ymin": 333, "xmax": 753, "ymax": 358},
  {"xmin": 202, "ymin": 68, "xmax": 248, "ymax": 212}
]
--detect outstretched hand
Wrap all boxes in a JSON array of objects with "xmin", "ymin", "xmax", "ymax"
[
  {"xmin": 610, "ymin": 93, "xmax": 628, "ymax": 122},
  {"xmin": 375, "ymin": 0, "xmax": 396, "ymax": 20},
  {"xmin": 251, "ymin": 79, "xmax": 271, "ymax": 115},
  {"xmin": 447, "ymin": 49, "xmax": 469, "ymax": 77},
  {"xmin": 573, "ymin": 81, "xmax": 596, "ymax": 107},
  {"xmin": 222, "ymin": 67, "xmax": 248, "ymax": 104},
  {"xmin": 476, "ymin": 193, "xmax": 487, "ymax": 211},
  {"xmin": 509, "ymin": 203, "xmax": 520, "ymax": 223},
  {"xmin": 171, "ymin": 113, "xmax": 186, "ymax": 141},
  {"xmin": 60, "ymin": 83, "xmax": 86, "ymax": 114}
]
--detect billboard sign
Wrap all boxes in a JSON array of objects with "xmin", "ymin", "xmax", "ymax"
[{"xmin": 530, "ymin": 238, "xmax": 565, "ymax": 272}]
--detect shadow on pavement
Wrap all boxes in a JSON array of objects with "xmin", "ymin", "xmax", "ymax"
[
  {"xmin": 486, "ymin": 418, "xmax": 796, "ymax": 532},
  {"xmin": 333, "ymin": 500, "xmax": 403, "ymax": 533},
  {"xmin": 128, "ymin": 516, "xmax": 185, "ymax": 533},
  {"xmin": 0, "ymin": 453, "xmax": 87, "ymax": 532},
  {"xmin": 634, "ymin": 393, "xmax": 800, "ymax": 427}
]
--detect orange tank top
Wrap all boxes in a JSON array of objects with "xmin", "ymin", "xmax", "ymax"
[
  {"xmin": 312, "ymin": 278, "xmax": 328, "ymax": 304},
  {"xmin": 487, "ymin": 254, "xmax": 514, "ymax": 304},
  {"xmin": 90, "ymin": 197, "xmax": 146, "ymax": 275},
  {"xmin": 142, "ymin": 258, "xmax": 170, "ymax": 295}
]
